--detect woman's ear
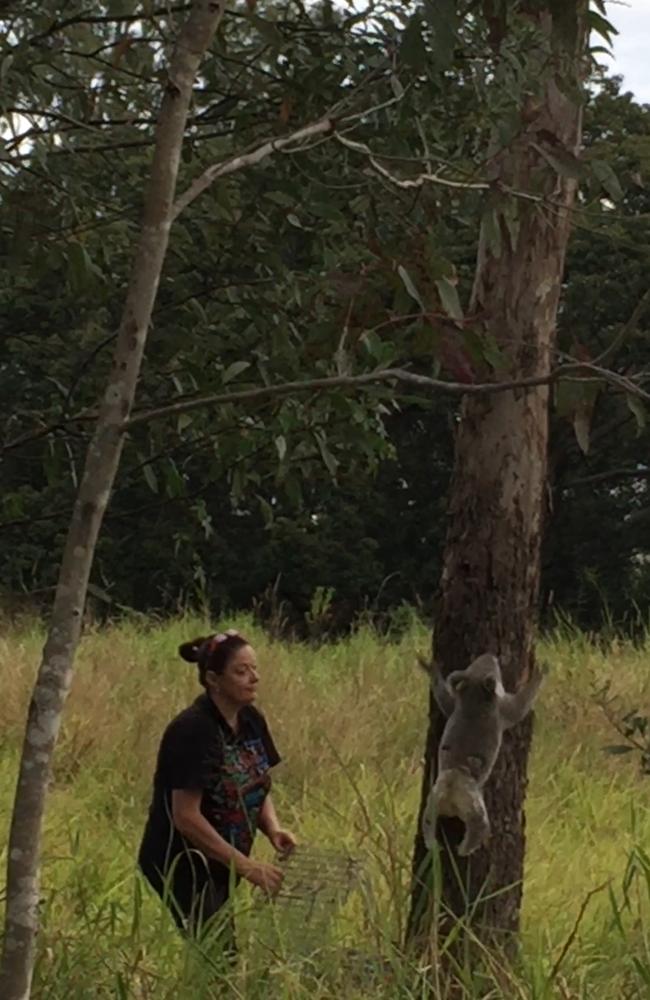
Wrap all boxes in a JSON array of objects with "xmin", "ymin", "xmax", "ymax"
[{"xmin": 204, "ymin": 669, "xmax": 219, "ymax": 689}]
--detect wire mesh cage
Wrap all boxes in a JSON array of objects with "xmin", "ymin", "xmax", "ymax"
[
  {"xmin": 274, "ymin": 845, "xmax": 363, "ymax": 912},
  {"xmin": 249, "ymin": 844, "xmax": 365, "ymax": 961}
]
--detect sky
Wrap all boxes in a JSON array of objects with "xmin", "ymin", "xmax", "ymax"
[{"xmin": 603, "ymin": 1, "xmax": 650, "ymax": 102}]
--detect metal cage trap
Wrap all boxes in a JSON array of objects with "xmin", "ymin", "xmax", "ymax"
[
  {"xmin": 252, "ymin": 845, "xmax": 365, "ymax": 960},
  {"xmin": 274, "ymin": 844, "xmax": 363, "ymax": 914}
]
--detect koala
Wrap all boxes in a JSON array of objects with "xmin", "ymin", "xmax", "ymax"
[{"xmin": 420, "ymin": 653, "xmax": 545, "ymax": 857}]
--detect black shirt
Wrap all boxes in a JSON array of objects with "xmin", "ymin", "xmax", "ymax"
[{"xmin": 139, "ymin": 694, "xmax": 280, "ymax": 886}]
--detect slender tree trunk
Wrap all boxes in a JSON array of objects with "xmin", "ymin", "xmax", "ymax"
[
  {"xmin": 407, "ymin": 3, "xmax": 587, "ymax": 955},
  {"xmin": 0, "ymin": 4, "xmax": 225, "ymax": 997}
]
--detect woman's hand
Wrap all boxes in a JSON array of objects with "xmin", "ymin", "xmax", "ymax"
[
  {"xmin": 240, "ymin": 858, "xmax": 284, "ymax": 896},
  {"xmin": 267, "ymin": 829, "xmax": 298, "ymax": 857}
]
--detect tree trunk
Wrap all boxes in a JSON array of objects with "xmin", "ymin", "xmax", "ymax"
[
  {"xmin": 407, "ymin": 3, "xmax": 587, "ymax": 955},
  {"xmin": 0, "ymin": 4, "xmax": 225, "ymax": 998}
]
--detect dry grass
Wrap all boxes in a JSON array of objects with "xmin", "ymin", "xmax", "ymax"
[{"xmin": 1, "ymin": 613, "xmax": 650, "ymax": 998}]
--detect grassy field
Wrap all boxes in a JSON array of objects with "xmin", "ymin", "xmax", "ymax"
[{"xmin": 1, "ymin": 614, "xmax": 650, "ymax": 999}]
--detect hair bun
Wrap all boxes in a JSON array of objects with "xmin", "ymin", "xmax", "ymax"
[{"xmin": 178, "ymin": 636, "xmax": 209, "ymax": 664}]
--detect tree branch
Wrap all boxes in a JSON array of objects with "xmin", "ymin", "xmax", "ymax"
[
  {"xmin": 592, "ymin": 287, "xmax": 650, "ymax": 367},
  {"xmin": 172, "ymin": 117, "xmax": 338, "ymax": 218},
  {"xmin": 337, "ymin": 134, "xmax": 571, "ymax": 209},
  {"xmin": 6, "ymin": 363, "xmax": 649, "ymax": 453},
  {"xmin": 27, "ymin": 6, "xmax": 191, "ymax": 44},
  {"xmin": 564, "ymin": 467, "xmax": 650, "ymax": 489},
  {"xmin": 2, "ymin": 415, "xmax": 93, "ymax": 453},
  {"xmin": 123, "ymin": 362, "xmax": 650, "ymax": 431},
  {"xmin": 171, "ymin": 85, "xmax": 409, "ymax": 217}
]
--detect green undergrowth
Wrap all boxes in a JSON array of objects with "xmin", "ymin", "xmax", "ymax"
[{"xmin": 1, "ymin": 614, "xmax": 650, "ymax": 998}]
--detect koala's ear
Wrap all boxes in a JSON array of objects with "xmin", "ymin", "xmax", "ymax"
[{"xmin": 448, "ymin": 671, "xmax": 466, "ymax": 692}]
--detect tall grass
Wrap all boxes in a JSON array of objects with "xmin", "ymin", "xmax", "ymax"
[{"xmin": 1, "ymin": 614, "xmax": 649, "ymax": 998}]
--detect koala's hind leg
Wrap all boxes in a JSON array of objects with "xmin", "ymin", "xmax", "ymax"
[
  {"xmin": 457, "ymin": 793, "xmax": 490, "ymax": 857},
  {"xmin": 422, "ymin": 769, "xmax": 487, "ymax": 855},
  {"xmin": 429, "ymin": 769, "xmax": 490, "ymax": 857},
  {"xmin": 421, "ymin": 770, "xmax": 457, "ymax": 849}
]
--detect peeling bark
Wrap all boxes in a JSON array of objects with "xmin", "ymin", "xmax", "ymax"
[
  {"xmin": 407, "ymin": 5, "xmax": 587, "ymax": 956},
  {"xmin": 0, "ymin": 4, "xmax": 226, "ymax": 998}
]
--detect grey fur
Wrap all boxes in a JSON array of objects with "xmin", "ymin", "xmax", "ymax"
[{"xmin": 420, "ymin": 653, "xmax": 545, "ymax": 856}]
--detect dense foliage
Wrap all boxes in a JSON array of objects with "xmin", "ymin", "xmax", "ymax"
[{"xmin": 1, "ymin": 2, "xmax": 648, "ymax": 633}]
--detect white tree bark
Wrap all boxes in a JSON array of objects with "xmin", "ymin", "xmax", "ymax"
[{"xmin": 0, "ymin": 4, "xmax": 226, "ymax": 998}]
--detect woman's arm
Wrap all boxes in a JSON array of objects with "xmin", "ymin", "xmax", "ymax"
[
  {"xmin": 259, "ymin": 794, "xmax": 297, "ymax": 854},
  {"xmin": 171, "ymin": 789, "xmax": 283, "ymax": 893},
  {"xmin": 259, "ymin": 793, "xmax": 281, "ymax": 838}
]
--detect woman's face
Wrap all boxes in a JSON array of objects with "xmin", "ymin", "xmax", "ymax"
[{"xmin": 210, "ymin": 644, "xmax": 259, "ymax": 706}]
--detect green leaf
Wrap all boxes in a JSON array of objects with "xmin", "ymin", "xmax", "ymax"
[
  {"xmin": 591, "ymin": 158, "xmax": 623, "ymax": 201},
  {"xmin": 586, "ymin": 9, "xmax": 618, "ymax": 46},
  {"xmin": 481, "ymin": 333, "xmax": 505, "ymax": 372},
  {"xmin": 481, "ymin": 206, "xmax": 502, "ymax": 258},
  {"xmin": 626, "ymin": 394, "xmax": 646, "ymax": 435},
  {"xmin": 554, "ymin": 381, "xmax": 581, "ymax": 419},
  {"xmin": 222, "ymin": 360, "xmax": 251, "ymax": 383},
  {"xmin": 308, "ymin": 202, "xmax": 345, "ymax": 222},
  {"xmin": 67, "ymin": 241, "xmax": 100, "ymax": 291},
  {"xmin": 1, "ymin": 54, "xmax": 13, "ymax": 86},
  {"xmin": 435, "ymin": 277, "xmax": 463, "ymax": 321},
  {"xmin": 143, "ymin": 464, "xmax": 158, "ymax": 493},
  {"xmin": 533, "ymin": 142, "xmax": 584, "ymax": 180},
  {"xmin": 397, "ymin": 264, "xmax": 424, "ymax": 309},
  {"xmin": 316, "ymin": 433, "xmax": 339, "ymax": 477},
  {"xmin": 266, "ymin": 191, "xmax": 295, "ymax": 208},
  {"xmin": 231, "ymin": 464, "xmax": 246, "ymax": 502},
  {"xmin": 603, "ymin": 745, "xmax": 635, "ymax": 755},
  {"xmin": 187, "ymin": 298, "xmax": 207, "ymax": 324},
  {"xmin": 361, "ymin": 330, "xmax": 383, "ymax": 361},
  {"xmin": 275, "ymin": 435, "xmax": 287, "ymax": 461},
  {"xmin": 257, "ymin": 494, "xmax": 274, "ymax": 528},
  {"xmin": 390, "ymin": 75, "xmax": 404, "ymax": 99},
  {"xmin": 177, "ymin": 413, "xmax": 192, "ymax": 434},
  {"xmin": 164, "ymin": 459, "xmax": 185, "ymax": 498},
  {"xmin": 573, "ymin": 409, "xmax": 591, "ymax": 455}
]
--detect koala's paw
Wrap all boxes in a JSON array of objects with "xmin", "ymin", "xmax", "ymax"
[
  {"xmin": 457, "ymin": 833, "xmax": 481, "ymax": 857},
  {"xmin": 457, "ymin": 814, "xmax": 490, "ymax": 857}
]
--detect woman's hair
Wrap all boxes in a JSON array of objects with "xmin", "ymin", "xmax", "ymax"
[{"xmin": 178, "ymin": 629, "xmax": 249, "ymax": 687}]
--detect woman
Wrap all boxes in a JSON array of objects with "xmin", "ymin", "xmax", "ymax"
[{"xmin": 138, "ymin": 628, "xmax": 296, "ymax": 943}]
